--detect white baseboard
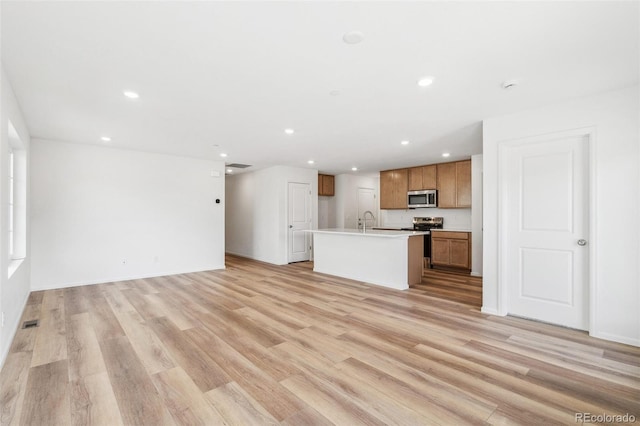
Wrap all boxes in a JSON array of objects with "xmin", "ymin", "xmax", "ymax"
[
  {"xmin": 590, "ymin": 330, "xmax": 640, "ymax": 348},
  {"xmin": 225, "ymin": 251, "xmax": 286, "ymax": 266},
  {"xmin": 0, "ymin": 291, "xmax": 30, "ymax": 370},
  {"xmin": 470, "ymin": 271, "xmax": 482, "ymax": 277},
  {"xmin": 31, "ymin": 264, "xmax": 227, "ymax": 291},
  {"xmin": 481, "ymin": 306, "xmax": 503, "ymax": 316}
]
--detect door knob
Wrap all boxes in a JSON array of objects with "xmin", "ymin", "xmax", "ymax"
[
  {"xmin": 289, "ymin": 225, "xmax": 293, "ymax": 228},
  {"xmin": 577, "ymin": 239, "xmax": 587, "ymax": 246}
]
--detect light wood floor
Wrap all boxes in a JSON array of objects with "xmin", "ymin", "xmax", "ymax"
[
  {"xmin": 420, "ymin": 267, "xmax": 483, "ymax": 307},
  {"xmin": 1, "ymin": 255, "xmax": 638, "ymax": 425}
]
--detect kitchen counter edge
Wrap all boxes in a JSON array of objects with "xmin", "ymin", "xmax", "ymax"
[{"xmin": 307, "ymin": 228, "xmax": 429, "ymax": 238}]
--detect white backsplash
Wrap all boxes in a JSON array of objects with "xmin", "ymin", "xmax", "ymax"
[{"xmin": 380, "ymin": 208, "xmax": 471, "ymax": 230}]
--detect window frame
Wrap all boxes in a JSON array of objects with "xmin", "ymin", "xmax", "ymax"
[
  {"xmin": 7, "ymin": 121, "xmax": 26, "ymax": 278},
  {"xmin": 8, "ymin": 146, "xmax": 15, "ymax": 259}
]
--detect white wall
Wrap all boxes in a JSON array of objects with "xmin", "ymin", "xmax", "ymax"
[
  {"xmin": 318, "ymin": 196, "xmax": 336, "ymax": 229},
  {"xmin": 30, "ymin": 140, "xmax": 226, "ymax": 290},
  {"xmin": 471, "ymin": 154, "xmax": 483, "ymax": 276},
  {"xmin": 483, "ymin": 85, "xmax": 639, "ymax": 346},
  {"xmin": 334, "ymin": 173, "xmax": 379, "ymax": 229},
  {"xmin": 381, "ymin": 208, "xmax": 471, "ymax": 230},
  {"xmin": 225, "ymin": 167, "xmax": 280, "ymax": 264},
  {"xmin": 225, "ymin": 166, "xmax": 318, "ymax": 265},
  {"xmin": 0, "ymin": 66, "xmax": 31, "ymax": 366}
]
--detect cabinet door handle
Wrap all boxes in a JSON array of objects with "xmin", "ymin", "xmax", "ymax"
[{"xmin": 577, "ymin": 239, "xmax": 587, "ymax": 246}]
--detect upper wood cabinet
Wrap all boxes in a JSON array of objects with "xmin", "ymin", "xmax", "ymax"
[
  {"xmin": 437, "ymin": 160, "xmax": 471, "ymax": 208},
  {"xmin": 380, "ymin": 169, "xmax": 408, "ymax": 209},
  {"xmin": 381, "ymin": 159, "xmax": 470, "ymax": 209},
  {"xmin": 455, "ymin": 160, "xmax": 471, "ymax": 207},
  {"xmin": 318, "ymin": 174, "xmax": 335, "ymax": 196},
  {"xmin": 436, "ymin": 162, "xmax": 456, "ymax": 208},
  {"xmin": 408, "ymin": 165, "xmax": 437, "ymax": 190}
]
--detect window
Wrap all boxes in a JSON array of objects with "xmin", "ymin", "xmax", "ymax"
[
  {"xmin": 7, "ymin": 121, "xmax": 26, "ymax": 278},
  {"xmin": 8, "ymin": 147, "xmax": 14, "ymax": 258}
]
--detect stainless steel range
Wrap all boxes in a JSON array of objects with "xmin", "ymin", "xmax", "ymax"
[{"xmin": 412, "ymin": 217, "xmax": 443, "ymax": 268}]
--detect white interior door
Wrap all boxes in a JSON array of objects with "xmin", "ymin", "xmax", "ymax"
[
  {"xmin": 357, "ymin": 188, "xmax": 376, "ymax": 229},
  {"xmin": 288, "ymin": 182, "xmax": 311, "ymax": 263},
  {"xmin": 505, "ymin": 134, "xmax": 589, "ymax": 330}
]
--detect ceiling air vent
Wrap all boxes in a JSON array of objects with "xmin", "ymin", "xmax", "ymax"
[{"xmin": 226, "ymin": 163, "xmax": 252, "ymax": 169}]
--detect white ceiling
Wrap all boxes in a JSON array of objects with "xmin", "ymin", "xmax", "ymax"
[{"xmin": 2, "ymin": 1, "xmax": 638, "ymax": 175}]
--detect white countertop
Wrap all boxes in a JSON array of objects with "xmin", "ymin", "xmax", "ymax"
[
  {"xmin": 308, "ymin": 228, "xmax": 428, "ymax": 238},
  {"xmin": 431, "ymin": 228, "xmax": 472, "ymax": 233}
]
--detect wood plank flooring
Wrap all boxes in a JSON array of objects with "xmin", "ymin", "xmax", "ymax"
[
  {"xmin": 1, "ymin": 254, "xmax": 638, "ymax": 425},
  {"xmin": 419, "ymin": 267, "xmax": 483, "ymax": 307}
]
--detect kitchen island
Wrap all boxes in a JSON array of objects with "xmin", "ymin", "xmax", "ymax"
[{"xmin": 308, "ymin": 228, "xmax": 427, "ymax": 290}]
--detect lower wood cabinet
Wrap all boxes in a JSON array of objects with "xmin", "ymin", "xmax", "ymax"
[{"xmin": 431, "ymin": 231, "xmax": 471, "ymax": 270}]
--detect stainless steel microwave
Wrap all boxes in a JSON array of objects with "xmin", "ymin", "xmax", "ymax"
[{"xmin": 408, "ymin": 190, "xmax": 437, "ymax": 208}]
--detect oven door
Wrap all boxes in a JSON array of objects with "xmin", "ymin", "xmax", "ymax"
[{"xmin": 423, "ymin": 231, "xmax": 432, "ymax": 267}]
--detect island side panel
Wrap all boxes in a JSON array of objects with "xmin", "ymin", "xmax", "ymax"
[
  {"xmin": 407, "ymin": 235, "xmax": 424, "ymax": 285},
  {"xmin": 312, "ymin": 233, "xmax": 409, "ymax": 290}
]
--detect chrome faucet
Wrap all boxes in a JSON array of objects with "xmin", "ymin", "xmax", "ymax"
[{"xmin": 362, "ymin": 210, "xmax": 375, "ymax": 233}]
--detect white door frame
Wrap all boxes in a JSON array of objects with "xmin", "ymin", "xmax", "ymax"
[{"xmin": 496, "ymin": 127, "xmax": 597, "ymax": 333}]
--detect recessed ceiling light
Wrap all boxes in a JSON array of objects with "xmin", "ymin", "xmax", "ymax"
[
  {"xmin": 351, "ymin": 167, "xmax": 358, "ymax": 171},
  {"xmin": 343, "ymin": 31, "xmax": 364, "ymax": 45},
  {"xmin": 100, "ymin": 136, "xmax": 111, "ymax": 142},
  {"xmin": 284, "ymin": 128, "xmax": 295, "ymax": 135},
  {"xmin": 226, "ymin": 169, "xmax": 233, "ymax": 173},
  {"xmin": 442, "ymin": 152, "xmax": 451, "ymax": 158},
  {"xmin": 123, "ymin": 90, "xmax": 139, "ymax": 99},
  {"xmin": 417, "ymin": 76, "xmax": 434, "ymax": 87},
  {"xmin": 220, "ymin": 153, "xmax": 228, "ymax": 158},
  {"xmin": 401, "ymin": 140, "xmax": 410, "ymax": 145},
  {"xmin": 308, "ymin": 160, "xmax": 315, "ymax": 164}
]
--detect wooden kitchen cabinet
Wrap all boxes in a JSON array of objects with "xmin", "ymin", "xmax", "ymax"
[
  {"xmin": 431, "ymin": 231, "xmax": 471, "ymax": 270},
  {"xmin": 380, "ymin": 169, "xmax": 408, "ymax": 209},
  {"xmin": 408, "ymin": 165, "xmax": 437, "ymax": 190},
  {"xmin": 318, "ymin": 174, "xmax": 335, "ymax": 196},
  {"xmin": 408, "ymin": 167, "xmax": 422, "ymax": 190},
  {"xmin": 455, "ymin": 160, "xmax": 471, "ymax": 207},
  {"xmin": 382, "ymin": 160, "xmax": 469, "ymax": 209},
  {"xmin": 437, "ymin": 160, "xmax": 471, "ymax": 208}
]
